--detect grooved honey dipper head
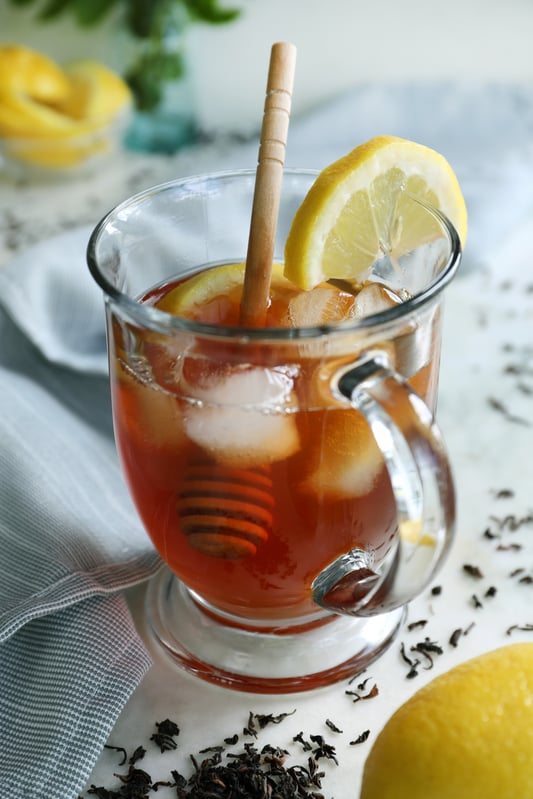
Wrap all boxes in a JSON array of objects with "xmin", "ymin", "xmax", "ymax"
[{"xmin": 178, "ymin": 463, "xmax": 274, "ymax": 559}]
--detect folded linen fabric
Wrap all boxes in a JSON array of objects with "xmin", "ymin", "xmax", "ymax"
[
  {"xmin": 0, "ymin": 226, "xmax": 108, "ymax": 375},
  {"xmin": 0, "ymin": 228, "xmax": 161, "ymax": 799}
]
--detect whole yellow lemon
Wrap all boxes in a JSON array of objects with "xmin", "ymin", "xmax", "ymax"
[{"xmin": 360, "ymin": 643, "xmax": 533, "ymax": 799}]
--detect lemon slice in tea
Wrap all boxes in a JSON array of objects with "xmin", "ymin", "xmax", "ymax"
[{"xmin": 156, "ymin": 262, "xmax": 297, "ymax": 325}]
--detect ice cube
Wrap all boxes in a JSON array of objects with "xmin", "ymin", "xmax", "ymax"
[
  {"xmin": 115, "ymin": 358, "xmax": 186, "ymax": 450},
  {"xmin": 352, "ymin": 282, "xmax": 435, "ymax": 379},
  {"xmin": 181, "ymin": 365, "xmax": 300, "ymax": 467},
  {"xmin": 301, "ymin": 407, "xmax": 384, "ymax": 498},
  {"xmin": 394, "ymin": 304, "xmax": 439, "ymax": 379},
  {"xmin": 351, "ymin": 281, "xmax": 404, "ymax": 320},
  {"xmin": 287, "ymin": 285, "xmax": 357, "ymax": 327}
]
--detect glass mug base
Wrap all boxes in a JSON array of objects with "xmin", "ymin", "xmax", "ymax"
[{"xmin": 145, "ymin": 566, "xmax": 405, "ymax": 694}]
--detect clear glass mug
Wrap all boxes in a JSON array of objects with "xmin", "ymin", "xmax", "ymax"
[{"xmin": 87, "ymin": 169, "xmax": 461, "ymax": 693}]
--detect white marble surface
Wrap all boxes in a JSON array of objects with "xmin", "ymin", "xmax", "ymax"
[{"xmin": 1, "ymin": 109, "xmax": 533, "ymax": 797}]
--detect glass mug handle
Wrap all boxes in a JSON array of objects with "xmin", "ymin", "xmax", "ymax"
[{"xmin": 311, "ymin": 350, "xmax": 455, "ymax": 617}]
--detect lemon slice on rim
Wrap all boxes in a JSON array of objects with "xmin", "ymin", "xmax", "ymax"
[{"xmin": 284, "ymin": 135, "xmax": 468, "ymax": 290}]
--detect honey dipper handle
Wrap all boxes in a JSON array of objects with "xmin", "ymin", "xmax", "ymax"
[{"xmin": 240, "ymin": 42, "xmax": 297, "ymax": 327}]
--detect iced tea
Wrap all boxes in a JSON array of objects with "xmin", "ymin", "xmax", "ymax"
[{"xmin": 109, "ymin": 267, "xmax": 440, "ymax": 623}]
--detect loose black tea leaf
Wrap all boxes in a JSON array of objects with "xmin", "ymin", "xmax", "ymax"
[
  {"xmin": 493, "ymin": 489, "xmax": 515, "ymax": 499},
  {"xmin": 170, "ymin": 769, "xmax": 188, "ymax": 790},
  {"xmin": 491, "ymin": 513, "xmax": 533, "ymax": 532},
  {"xmin": 347, "ymin": 675, "xmax": 371, "ymax": 690},
  {"xmin": 410, "ymin": 638, "xmax": 444, "ymax": 670},
  {"xmin": 155, "ymin": 718, "xmax": 180, "ymax": 736},
  {"xmin": 350, "ymin": 730, "xmax": 370, "ymax": 745},
  {"xmin": 254, "ymin": 709, "xmax": 297, "ymax": 728},
  {"xmin": 471, "ymin": 594, "xmax": 483, "ymax": 609},
  {"xmin": 506, "ymin": 624, "xmax": 533, "ymax": 636},
  {"xmin": 85, "ymin": 709, "xmax": 330, "ymax": 799},
  {"xmin": 325, "ymin": 719, "xmax": 343, "ymax": 733},
  {"xmin": 105, "ymin": 765, "xmax": 153, "ymax": 798},
  {"xmin": 345, "ymin": 683, "xmax": 379, "ymax": 703},
  {"xmin": 485, "ymin": 586, "xmax": 497, "ymax": 598},
  {"xmin": 150, "ymin": 719, "xmax": 180, "ymax": 753},
  {"xmin": 224, "ymin": 734, "xmax": 239, "ymax": 745},
  {"xmin": 87, "ymin": 786, "xmax": 117, "ymax": 798},
  {"xmin": 151, "ymin": 779, "xmax": 174, "ymax": 790},
  {"xmin": 407, "ymin": 619, "xmax": 428, "ymax": 631},
  {"xmin": 104, "ymin": 745, "xmax": 128, "ymax": 767},
  {"xmin": 182, "ymin": 741, "xmax": 327, "ymax": 797},
  {"xmin": 431, "ymin": 585, "xmax": 442, "ymax": 596},
  {"xmin": 261, "ymin": 743, "xmax": 289, "ymax": 766},
  {"xmin": 487, "ymin": 396, "xmax": 531, "ymax": 426},
  {"xmin": 293, "ymin": 731, "xmax": 313, "ymax": 752},
  {"xmin": 449, "ymin": 628, "xmax": 462, "ymax": 648},
  {"xmin": 463, "ymin": 564, "xmax": 484, "ymax": 579},
  {"xmin": 243, "ymin": 711, "xmax": 258, "ymax": 738},
  {"xmin": 400, "ymin": 642, "xmax": 420, "ymax": 678},
  {"xmin": 449, "ymin": 622, "xmax": 475, "ymax": 648},
  {"xmin": 412, "ymin": 638, "xmax": 443, "ymax": 656},
  {"xmin": 309, "ymin": 734, "xmax": 339, "ymax": 765}
]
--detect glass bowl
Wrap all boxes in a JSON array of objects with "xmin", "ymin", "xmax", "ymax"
[{"xmin": 0, "ymin": 109, "xmax": 131, "ymax": 181}]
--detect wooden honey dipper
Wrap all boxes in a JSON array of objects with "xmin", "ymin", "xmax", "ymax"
[
  {"xmin": 178, "ymin": 462, "xmax": 275, "ymax": 559},
  {"xmin": 178, "ymin": 42, "xmax": 296, "ymax": 559}
]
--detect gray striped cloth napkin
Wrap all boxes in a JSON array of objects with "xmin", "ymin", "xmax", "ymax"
[{"xmin": 0, "ymin": 227, "xmax": 161, "ymax": 799}]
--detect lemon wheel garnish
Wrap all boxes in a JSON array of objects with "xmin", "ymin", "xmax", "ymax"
[
  {"xmin": 156, "ymin": 262, "xmax": 293, "ymax": 319},
  {"xmin": 284, "ymin": 135, "xmax": 468, "ymax": 290}
]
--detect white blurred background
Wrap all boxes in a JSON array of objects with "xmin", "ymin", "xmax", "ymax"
[{"xmin": 2, "ymin": 0, "xmax": 533, "ymax": 136}]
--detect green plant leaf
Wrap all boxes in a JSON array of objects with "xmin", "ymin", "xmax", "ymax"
[
  {"xmin": 126, "ymin": 0, "xmax": 168, "ymax": 38},
  {"xmin": 182, "ymin": 0, "xmax": 241, "ymax": 24},
  {"xmin": 126, "ymin": 70, "xmax": 163, "ymax": 111},
  {"xmin": 8, "ymin": 0, "xmax": 241, "ymax": 28},
  {"xmin": 126, "ymin": 48, "xmax": 185, "ymax": 111},
  {"xmin": 72, "ymin": 0, "xmax": 119, "ymax": 26},
  {"xmin": 7, "ymin": 0, "xmax": 38, "ymax": 8},
  {"xmin": 36, "ymin": 0, "xmax": 72, "ymax": 21}
]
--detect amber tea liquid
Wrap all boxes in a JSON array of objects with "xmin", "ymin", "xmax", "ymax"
[{"xmin": 109, "ymin": 268, "xmax": 439, "ymax": 624}]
